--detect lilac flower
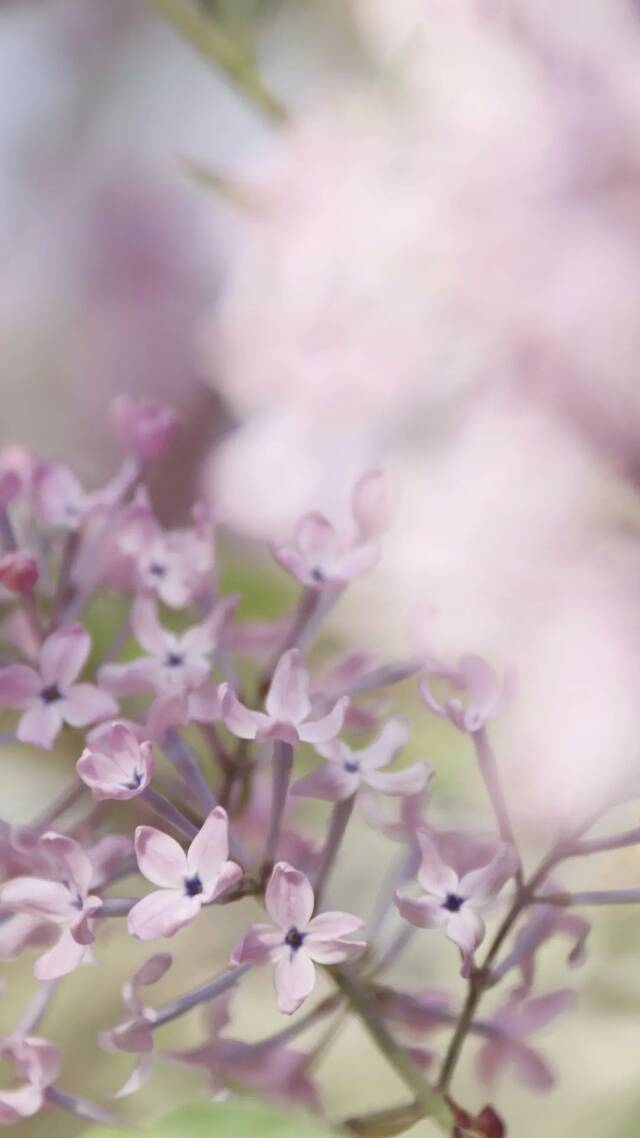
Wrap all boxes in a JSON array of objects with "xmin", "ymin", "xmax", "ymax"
[
  {"xmin": 127, "ymin": 808, "xmax": 242, "ymax": 941},
  {"xmin": 0, "ymin": 1035, "xmax": 61, "ymax": 1123},
  {"xmin": 231, "ymin": 862, "xmax": 366, "ymax": 1014},
  {"xmin": 219, "ymin": 649, "xmax": 348, "ymax": 746},
  {"xmin": 32, "ymin": 460, "xmax": 133, "ymax": 533},
  {"xmin": 100, "ymin": 952, "xmax": 173, "ymax": 1097},
  {"xmin": 395, "ymin": 832, "xmax": 519, "ymax": 977},
  {"xmin": 110, "ymin": 395, "xmax": 178, "ymax": 461},
  {"xmin": 77, "ymin": 721, "xmax": 154, "ymax": 801},
  {"xmin": 292, "ymin": 718, "xmax": 429, "ymax": 802},
  {"xmin": 272, "ymin": 471, "xmax": 385, "ymax": 591},
  {"xmin": 419, "ymin": 654, "xmax": 512, "ymax": 734},
  {"xmin": 477, "ymin": 991, "xmax": 576, "ymax": 1091},
  {"xmin": 0, "ymin": 553, "xmax": 39, "ymax": 594},
  {"xmin": 0, "ymin": 833, "xmax": 102, "ymax": 979},
  {"xmin": 116, "ymin": 499, "xmax": 214, "ymax": 608},
  {"xmin": 99, "ymin": 594, "xmax": 237, "ymax": 697},
  {"xmin": 0, "ymin": 624, "xmax": 118, "ymax": 749}
]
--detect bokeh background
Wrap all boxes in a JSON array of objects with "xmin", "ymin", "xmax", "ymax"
[{"xmin": 2, "ymin": 1, "xmax": 640, "ymax": 1135}]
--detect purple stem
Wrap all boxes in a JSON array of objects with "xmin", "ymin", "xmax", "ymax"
[
  {"xmin": 472, "ymin": 726, "xmax": 521, "ymax": 879},
  {"xmin": 151, "ymin": 963, "xmax": 251, "ymax": 1029},
  {"xmin": 95, "ymin": 898, "xmax": 137, "ymax": 917},
  {"xmin": 571, "ymin": 827, "xmax": 640, "ymax": 856},
  {"xmin": 142, "ymin": 786, "xmax": 198, "ymax": 839},
  {"xmin": 322, "ymin": 658, "xmax": 425, "ymax": 700},
  {"xmin": 31, "ymin": 779, "xmax": 86, "ymax": 830},
  {"xmin": 14, "ymin": 980, "xmax": 58, "ymax": 1036},
  {"xmin": 162, "ymin": 729, "xmax": 217, "ymax": 810},
  {"xmin": 262, "ymin": 741, "xmax": 293, "ymax": 873},
  {"xmin": 314, "ymin": 794, "xmax": 356, "ymax": 906},
  {"xmin": 538, "ymin": 888, "xmax": 640, "ymax": 906},
  {"xmin": 45, "ymin": 1086, "xmax": 122, "ymax": 1127}
]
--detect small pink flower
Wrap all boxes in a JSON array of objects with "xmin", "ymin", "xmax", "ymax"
[
  {"xmin": 110, "ymin": 395, "xmax": 179, "ymax": 461},
  {"xmin": 116, "ymin": 499, "xmax": 214, "ymax": 609},
  {"xmin": 395, "ymin": 832, "xmax": 519, "ymax": 977},
  {"xmin": 127, "ymin": 808, "xmax": 242, "ymax": 941},
  {"xmin": 0, "ymin": 833, "xmax": 102, "ymax": 979},
  {"xmin": 477, "ymin": 990, "xmax": 576, "ymax": 1091},
  {"xmin": 100, "ymin": 953, "xmax": 173, "ymax": 1097},
  {"xmin": 0, "ymin": 1035, "xmax": 61, "ymax": 1123},
  {"xmin": 99, "ymin": 595, "xmax": 237, "ymax": 698},
  {"xmin": 272, "ymin": 471, "xmax": 385, "ymax": 591},
  {"xmin": 77, "ymin": 721, "xmax": 154, "ymax": 801},
  {"xmin": 0, "ymin": 553, "xmax": 39, "ymax": 594},
  {"xmin": 32, "ymin": 460, "xmax": 134, "ymax": 533},
  {"xmin": 292, "ymin": 718, "xmax": 429, "ymax": 802},
  {"xmin": 419, "ymin": 654, "xmax": 512, "ymax": 734},
  {"xmin": 0, "ymin": 624, "xmax": 118, "ymax": 749},
  {"xmin": 219, "ymin": 649, "xmax": 348, "ymax": 747},
  {"xmin": 231, "ymin": 862, "xmax": 366, "ymax": 1015}
]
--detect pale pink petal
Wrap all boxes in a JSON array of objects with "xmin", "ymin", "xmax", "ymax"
[
  {"xmin": 98, "ymin": 659, "xmax": 161, "ymax": 697},
  {"xmin": 110, "ymin": 395, "xmax": 178, "ymax": 461},
  {"xmin": 332, "ymin": 542, "xmax": 379, "ymax": 581},
  {"xmin": 40, "ymin": 832, "xmax": 94, "ymax": 896},
  {"xmin": 394, "ymin": 893, "xmax": 446, "ymax": 929},
  {"xmin": 509, "ymin": 1043, "xmax": 555, "ymax": 1091},
  {"xmin": 230, "ymin": 924, "xmax": 282, "ymax": 966},
  {"xmin": 305, "ymin": 911, "xmax": 365, "ymax": 939},
  {"xmin": 272, "ymin": 547, "xmax": 326, "ymax": 588},
  {"xmin": 127, "ymin": 889, "xmax": 201, "ymax": 940},
  {"xmin": 0, "ymin": 877, "xmax": 74, "ymax": 922},
  {"xmin": 202, "ymin": 860, "xmax": 243, "ymax": 904},
  {"xmin": 266, "ymin": 650, "xmax": 311, "ymax": 723},
  {"xmin": 419, "ymin": 675, "xmax": 447, "ymax": 719},
  {"xmin": 40, "ymin": 624, "xmax": 90, "ymax": 687},
  {"xmin": 291, "ymin": 764, "xmax": 358, "ymax": 802},
  {"xmin": 476, "ymin": 1040, "xmax": 504, "ymax": 1088},
  {"xmin": 266, "ymin": 863, "xmax": 315, "ymax": 931},
  {"xmin": 0, "ymin": 664, "xmax": 40, "ymax": 708},
  {"xmin": 180, "ymin": 595, "xmax": 239, "ymax": 657},
  {"xmin": 298, "ymin": 697, "xmax": 349, "ymax": 743},
  {"xmin": 77, "ymin": 750, "xmax": 143, "ymax": 801},
  {"xmin": 147, "ymin": 691, "xmax": 189, "ymax": 738},
  {"xmin": 351, "ymin": 470, "xmax": 388, "ymax": 539},
  {"xmin": 218, "ymin": 683, "xmax": 270, "ymax": 740},
  {"xmin": 313, "ymin": 739, "xmax": 351, "ymax": 765},
  {"xmin": 131, "ymin": 596, "xmax": 172, "ymax": 656},
  {"xmin": 365, "ymin": 762, "xmax": 431, "ymax": 798},
  {"xmin": 130, "ymin": 952, "xmax": 173, "ymax": 993},
  {"xmin": 515, "ymin": 990, "xmax": 576, "ymax": 1035},
  {"xmin": 187, "ymin": 685, "xmax": 221, "ymax": 724},
  {"xmin": 63, "ymin": 684, "xmax": 118, "ymax": 727},
  {"xmin": 295, "ymin": 513, "xmax": 337, "ymax": 560},
  {"xmin": 274, "ymin": 950, "xmax": 316, "ymax": 1015},
  {"xmin": 17, "ymin": 703, "xmax": 64, "ymax": 750},
  {"xmin": 35, "ymin": 928, "xmax": 90, "ymax": 979},
  {"xmin": 457, "ymin": 655, "xmax": 503, "ymax": 726},
  {"xmin": 416, "ymin": 832, "xmax": 459, "ymax": 898},
  {"xmin": 445, "ymin": 908, "xmax": 485, "ymax": 978},
  {"xmin": 134, "ymin": 826, "xmax": 186, "ymax": 888},
  {"xmin": 255, "ymin": 720, "xmax": 301, "ymax": 747},
  {"xmin": 16, "ymin": 1037, "xmax": 62, "ymax": 1086},
  {"xmin": 303, "ymin": 937, "xmax": 366, "ymax": 965},
  {"xmin": 357, "ymin": 718, "xmax": 410, "ymax": 771},
  {"xmin": 460, "ymin": 845, "xmax": 519, "ymax": 905},
  {"xmin": 0, "ymin": 1083, "xmax": 43, "ymax": 1122},
  {"xmin": 113, "ymin": 1053, "xmax": 155, "ymax": 1099},
  {"xmin": 187, "ymin": 807, "xmax": 230, "ymax": 883}
]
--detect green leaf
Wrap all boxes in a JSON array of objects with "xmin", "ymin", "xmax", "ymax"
[{"xmin": 80, "ymin": 1099, "xmax": 343, "ymax": 1138}]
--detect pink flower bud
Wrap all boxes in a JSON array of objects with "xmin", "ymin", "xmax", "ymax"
[
  {"xmin": 0, "ymin": 552, "xmax": 39, "ymax": 593},
  {"xmin": 110, "ymin": 396, "xmax": 179, "ymax": 461}
]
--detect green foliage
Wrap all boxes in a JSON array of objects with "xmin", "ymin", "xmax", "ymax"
[{"xmin": 80, "ymin": 1099, "xmax": 342, "ymax": 1138}]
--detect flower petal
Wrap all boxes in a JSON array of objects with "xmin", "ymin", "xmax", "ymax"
[
  {"xmin": 394, "ymin": 892, "xmax": 446, "ymax": 929},
  {"xmin": 218, "ymin": 683, "xmax": 270, "ymax": 740},
  {"xmin": 274, "ymin": 949, "xmax": 316, "ymax": 1015},
  {"xmin": 35, "ymin": 928, "xmax": 91, "ymax": 979},
  {"xmin": 298, "ymin": 697, "xmax": 349, "ymax": 744},
  {"xmin": 0, "ymin": 664, "xmax": 40, "ymax": 708},
  {"xmin": 291, "ymin": 764, "xmax": 358, "ymax": 802},
  {"xmin": 415, "ymin": 831, "xmax": 459, "ymax": 898},
  {"xmin": 266, "ymin": 863, "xmax": 315, "ymax": 931},
  {"xmin": 127, "ymin": 890, "xmax": 201, "ymax": 940},
  {"xmin": 17, "ymin": 703, "xmax": 64, "ymax": 750},
  {"xmin": 134, "ymin": 826, "xmax": 186, "ymax": 888},
  {"xmin": 40, "ymin": 624, "xmax": 90, "ymax": 687},
  {"xmin": 459, "ymin": 844, "xmax": 519, "ymax": 905},
  {"xmin": 187, "ymin": 807, "xmax": 230, "ymax": 883},
  {"xmin": 305, "ymin": 911, "xmax": 365, "ymax": 939},
  {"xmin": 303, "ymin": 937, "xmax": 366, "ymax": 965},
  {"xmin": 131, "ymin": 596, "xmax": 172, "ymax": 657},
  {"xmin": 98, "ymin": 659, "xmax": 161, "ymax": 697},
  {"xmin": 445, "ymin": 908, "xmax": 485, "ymax": 977},
  {"xmin": 63, "ymin": 684, "xmax": 118, "ymax": 728},
  {"xmin": 230, "ymin": 924, "xmax": 282, "ymax": 966},
  {"xmin": 266, "ymin": 650, "xmax": 311, "ymax": 723},
  {"xmin": 0, "ymin": 877, "xmax": 75, "ymax": 922},
  {"xmin": 202, "ymin": 860, "xmax": 243, "ymax": 904},
  {"xmin": 365, "ymin": 761, "xmax": 431, "ymax": 798},
  {"xmin": 357, "ymin": 718, "xmax": 410, "ymax": 771}
]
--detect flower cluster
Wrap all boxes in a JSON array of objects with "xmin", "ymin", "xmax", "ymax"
[{"xmin": 0, "ymin": 397, "xmax": 635, "ymax": 1137}]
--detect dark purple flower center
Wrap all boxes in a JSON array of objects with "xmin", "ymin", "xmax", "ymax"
[
  {"xmin": 344, "ymin": 760, "xmax": 360, "ymax": 773},
  {"xmin": 165, "ymin": 652, "xmax": 184, "ymax": 668},
  {"xmin": 149, "ymin": 562, "xmax": 167, "ymax": 578},
  {"xmin": 124, "ymin": 770, "xmax": 144, "ymax": 791},
  {"xmin": 183, "ymin": 874, "xmax": 203, "ymax": 897},
  {"xmin": 40, "ymin": 683, "xmax": 62, "ymax": 704},
  {"xmin": 284, "ymin": 926, "xmax": 305, "ymax": 950},
  {"xmin": 310, "ymin": 567, "xmax": 326, "ymax": 583},
  {"xmin": 443, "ymin": 893, "xmax": 464, "ymax": 913}
]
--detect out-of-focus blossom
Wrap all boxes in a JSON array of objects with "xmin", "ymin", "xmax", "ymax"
[
  {"xmin": 419, "ymin": 655, "xmax": 510, "ymax": 735},
  {"xmin": 127, "ymin": 808, "xmax": 242, "ymax": 941},
  {"xmin": 0, "ymin": 1035, "xmax": 61, "ymax": 1124},
  {"xmin": 476, "ymin": 990, "xmax": 576, "ymax": 1091},
  {"xmin": 231, "ymin": 862, "xmax": 365, "ymax": 1014},
  {"xmin": 0, "ymin": 832, "xmax": 101, "ymax": 979},
  {"xmin": 77, "ymin": 721, "xmax": 154, "ymax": 801},
  {"xmin": 219, "ymin": 649, "xmax": 348, "ymax": 746},
  {"xmin": 0, "ymin": 623, "xmax": 117, "ymax": 749},
  {"xmin": 497, "ymin": 890, "xmax": 590, "ymax": 995},
  {"xmin": 292, "ymin": 718, "xmax": 429, "ymax": 802},
  {"xmin": 100, "ymin": 952, "xmax": 172, "ymax": 1097},
  {"xmin": 273, "ymin": 471, "xmax": 385, "ymax": 591},
  {"xmin": 395, "ymin": 831, "xmax": 518, "ymax": 977},
  {"xmin": 0, "ymin": 552, "xmax": 39, "ymax": 594},
  {"xmin": 115, "ymin": 499, "xmax": 215, "ymax": 609},
  {"xmin": 109, "ymin": 395, "xmax": 178, "ymax": 462},
  {"xmin": 31, "ymin": 460, "xmax": 134, "ymax": 533},
  {"xmin": 99, "ymin": 595, "xmax": 236, "ymax": 697}
]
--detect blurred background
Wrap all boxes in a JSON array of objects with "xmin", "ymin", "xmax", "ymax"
[{"xmin": 2, "ymin": 1, "xmax": 640, "ymax": 1135}]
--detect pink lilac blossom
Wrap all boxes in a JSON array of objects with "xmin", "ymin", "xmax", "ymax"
[
  {"xmin": 476, "ymin": 990, "xmax": 577, "ymax": 1091},
  {"xmin": 395, "ymin": 832, "xmax": 519, "ymax": 977},
  {"xmin": 114, "ymin": 496, "xmax": 215, "ymax": 608},
  {"xmin": 31, "ymin": 459, "xmax": 135, "ymax": 533},
  {"xmin": 0, "ymin": 552, "xmax": 39, "ymax": 594},
  {"xmin": 419, "ymin": 655, "xmax": 511, "ymax": 735},
  {"xmin": 109, "ymin": 395, "xmax": 178, "ymax": 462},
  {"xmin": 219, "ymin": 649, "xmax": 348, "ymax": 746},
  {"xmin": 0, "ymin": 1036, "xmax": 61, "ymax": 1124},
  {"xmin": 291, "ymin": 718, "xmax": 430, "ymax": 802},
  {"xmin": 127, "ymin": 808, "xmax": 242, "ymax": 941},
  {"xmin": 76, "ymin": 721, "xmax": 154, "ymax": 801},
  {"xmin": 0, "ymin": 623, "xmax": 117, "ymax": 749},
  {"xmin": 231, "ymin": 862, "xmax": 366, "ymax": 1014}
]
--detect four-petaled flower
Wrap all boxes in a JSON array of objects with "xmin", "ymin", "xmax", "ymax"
[
  {"xmin": 0, "ymin": 624, "xmax": 118, "ymax": 749},
  {"xmin": 477, "ymin": 990, "xmax": 576, "ymax": 1091},
  {"xmin": 116, "ymin": 499, "xmax": 214, "ymax": 609},
  {"xmin": 231, "ymin": 862, "xmax": 366, "ymax": 1014},
  {"xmin": 99, "ymin": 595, "xmax": 237, "ymax": 697},
  {"xmin": 0, "ymin": 1035, "xmax": 61, "ymax": 1123},
  {"xmin": 272, "ymin": 471, "xmax": 386, "ymax": 591},
  {"xmin": 77, "ymin": 721, "xmax": 154, "ymax": 800},
  {"xmin": 219, "ymin": 649, "xmax": 348, "ymax": 747},
  {"xmin": 395, "ymin": 832, "xmax": 519, "ymax": 977},
  {"xmin": 32, "ymin": 460, "xmax": 134, "ymax": 533},
  {"xmin": 292, "ymin": 718, "xmax": 430, "ymax": 802},
  {"xmin": 0, "ymin": 832, "xmax": 102, "ymax": 979},
  {"xmin": 419, "ymin": 654, "xmax": 511, "ymax": 734},
  {"xmin": 127, "ymin": 808, "xmax": 242, "ymax": 941}
]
